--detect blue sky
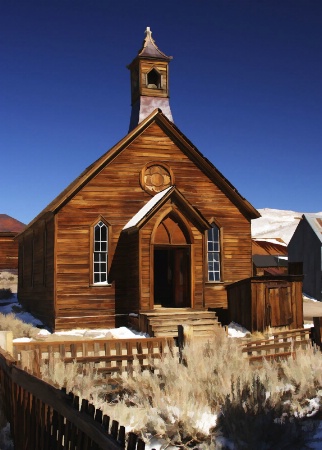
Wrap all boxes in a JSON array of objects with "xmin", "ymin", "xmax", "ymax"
[{"xmin": 1, "ymin": 0, "xmax": 321, "ymax": 225}]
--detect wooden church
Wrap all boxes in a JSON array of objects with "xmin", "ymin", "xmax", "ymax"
[{"xmin": 17, "ymin": 28, "xmax": 302, "ymax": 334}]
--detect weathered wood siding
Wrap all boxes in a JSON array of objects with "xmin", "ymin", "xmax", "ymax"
[
  {"xmin": 228, "ymin": 275, "xmax": 303, "ymax": 332},
  {"xmin": 0, "ymin": 235, "xmax": 18, "ymax": 270},
  {"xmin": 140, "ymin": 61, "xmax": 169, "ymax": 97},
  {"xmin": 54, "ymin": 208, "xmax": 116, "ymax": 330},
  {"xmin": 226, "ymin": 279, "xmax": 252, "ymax": 331},
  {"xmin": 18, "ymin": 215, "xmax": 55, "ymax": 329}
]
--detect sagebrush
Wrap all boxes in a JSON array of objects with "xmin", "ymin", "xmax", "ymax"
[
  {"xmin": 0, "ymin": 312, "xmax": 39, "ymax": 339},
  {"xmin": 39, "ymin": 327, "xmax": 322, "ymax": 448}
]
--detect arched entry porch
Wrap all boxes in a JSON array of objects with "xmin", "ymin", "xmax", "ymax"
[{"xmin": 152, "ymin": 211, "xmax": 193, "ymax": 308}]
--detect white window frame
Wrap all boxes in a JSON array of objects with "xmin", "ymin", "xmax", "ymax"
[
  {"xmin": 207, "ymin": 223, "xmax": 221, "ymax": 282},
  {"xmin": 93, "ymin": 220, "xmax": 109, "ymax": 285}
]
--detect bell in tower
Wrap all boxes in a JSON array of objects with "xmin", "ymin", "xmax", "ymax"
[{"xmin": 127, "ymin": 27, "xmax": 173, "ymax": 132}]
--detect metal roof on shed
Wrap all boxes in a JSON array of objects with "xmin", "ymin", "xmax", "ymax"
[{"xmin": 303, "ymin": 214, "xmax": 322, "ymax": 243}]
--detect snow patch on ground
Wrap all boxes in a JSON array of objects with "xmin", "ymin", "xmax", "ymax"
[
  {"xmin": 227, "ymin": 322, "xmax": 250, "ymax": 338},
  {"xmin": 0, "ymin": 295, "xmax": 149, "ymax": 342}
]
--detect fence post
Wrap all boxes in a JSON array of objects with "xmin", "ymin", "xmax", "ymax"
[
  {"xmin": 313, "ymin": 317, "xmax": 322, "ymax": 348},
  {"xmin": 178, "ymin": 325, "xmax": 194, "ymax": 364},
  {"xmin": 0, "ymin": 331, "xmax": 13, "ymax": 355}
]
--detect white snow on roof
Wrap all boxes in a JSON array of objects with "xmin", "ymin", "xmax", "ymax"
[
  {"xmin": 252, "ymin": 208, "xmax": 304, "ymax": 245},
  {"xmin": 123, "ymin": 186, "xmax": 173, "ymax": 230}
]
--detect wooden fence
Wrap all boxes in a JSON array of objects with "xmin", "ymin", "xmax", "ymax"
[
  {"xmin": 0, "ymin": 347, "xmax": 148, "ymax": 450},
  {"xmin": 0, "ymin": 326, "xmax": 318, "ymax": 449},
  {"xmin": 12, "ymin": 328, "xmax": 313, "ymax": 372},
  {"xmin": 241, "ymin": 327, "xmax": 311, "ymax": 362},
  {"xmin": 13, "ymin": 337, "xmax": 174, "ymax": 377}
]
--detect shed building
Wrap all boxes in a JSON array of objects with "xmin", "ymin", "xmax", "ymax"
[{"xmin": 288, "ymin": 213, "xmax": 322, "ymax": 301}]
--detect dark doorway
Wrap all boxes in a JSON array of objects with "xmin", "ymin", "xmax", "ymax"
[{"xmin": 154, "ymin": 247, "xmax": 190, "ymax": 307}]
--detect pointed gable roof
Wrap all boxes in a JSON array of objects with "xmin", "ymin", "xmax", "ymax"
[
  {"xmin": 136, "ymin": 27, "xmax": 172, "ymax": 61},
  {"xmin": 303, "ymin": 213, "xmax": 322, "ymax": 243},
  {"xmin": 21, "ymin": 109, "xmax": 260, "ymax": 234},
  {"xmin": 123, "ymin": 186, "xmax": 210, "ymax": 232}
]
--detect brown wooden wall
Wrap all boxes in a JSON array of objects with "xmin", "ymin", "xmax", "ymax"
[
  {"xmin": 18, "ymin": 121, "xmax": 254, "ymax": 330},
  {"xmin": 0, "ymin": 234, "xmax": 19, "ymax": 270},
  {"xmin": 18, "ymin": 215, "xmax": 55, "ymax": 329},
  {"xmin": 227, "ymin": 275, "xmax": 303, "ymax": 332}
]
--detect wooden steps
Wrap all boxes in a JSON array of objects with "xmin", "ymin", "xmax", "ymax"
[{"xmin": 139, "ymin": 309, "xmax": 221, "ymax": 338}]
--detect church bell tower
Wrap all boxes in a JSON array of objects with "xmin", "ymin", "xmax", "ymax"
[{"xmin": 127, "ymin": 27, "xmax": 173, "ymax": 132}]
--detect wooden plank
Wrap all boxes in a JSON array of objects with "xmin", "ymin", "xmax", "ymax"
[{"xmin": 249, "ymin": 351, "xmax": 294, "ymax": 362}]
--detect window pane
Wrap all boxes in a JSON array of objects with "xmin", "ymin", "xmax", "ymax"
[
  {"xmin": 101, "ymin": 225, "xmax": 107, "ymax": 241},
  {"xmin": 94, "ymin": 225, "xmax": 100, "ymax": 241},
  {"xmin": 212, "ymin": 227, "xmax": 219, "ymax": 240},
  {"xmin": 207, "ymin": 223, "xmax": 221, "ymax": 282},
  {"xmin": 101, "ymin": 273, "xmax": 107, "ymax": 283}
]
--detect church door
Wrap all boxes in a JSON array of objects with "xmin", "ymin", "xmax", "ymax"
[
  {"xmin": 154, "ymin": 247, "xmax": 190, "ymax": 307},
  {"xmin": 153, "ymin": 214, "xmax": 191, "ymax": 308}
]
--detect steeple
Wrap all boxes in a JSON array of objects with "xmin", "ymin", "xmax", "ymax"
[{"xmin": 127, "ymin": 27, "xmax": 173, "ymax": 132}]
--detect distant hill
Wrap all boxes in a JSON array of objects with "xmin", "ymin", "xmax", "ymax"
[{"xmin": 251, "ymin": 208, "xmax": 322, "ymax": 245}]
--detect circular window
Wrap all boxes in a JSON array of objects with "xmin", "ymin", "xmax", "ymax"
[{"xmin": 141, "ymin": 163, "xmax": 173, "ymax": 194}]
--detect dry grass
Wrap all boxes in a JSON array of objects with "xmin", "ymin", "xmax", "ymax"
[
  {"xmin": 0, "ymin": 272, "xmax": 17, "ymax": 294},
  {"xmin": 37, "ymin": 328, "xmax": 322, "ymax": 449},
  {"xmin": 0, "ymin": 312, "xmax": 40, "ymax": 339}
]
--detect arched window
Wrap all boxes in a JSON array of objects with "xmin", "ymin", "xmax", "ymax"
[
  {"xmin": 207, "ymin": 224, "xmax": 221, "ymax": 282},
  {"xmin": 93, "ymin": 220, "xmax": 108, "ymax": 284}
]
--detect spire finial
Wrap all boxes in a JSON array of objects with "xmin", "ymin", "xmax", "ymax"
[{"xmin": 144, "ymin": 27, "xmax": 154, "ymax": 45}]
